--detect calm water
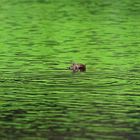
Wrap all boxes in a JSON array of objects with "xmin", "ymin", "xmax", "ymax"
[{"xmin": 0, "ymin": 0, "xmax": 140, "ymax": 139}]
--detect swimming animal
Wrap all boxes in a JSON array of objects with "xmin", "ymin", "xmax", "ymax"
[{"xmin": 69, "ymin": 63, "xmax": 86, "ymax": 72}]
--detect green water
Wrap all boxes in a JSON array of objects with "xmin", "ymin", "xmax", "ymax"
[{"xmin": 0, "ymin": 0, "xmax": 140, "ymax": 139}]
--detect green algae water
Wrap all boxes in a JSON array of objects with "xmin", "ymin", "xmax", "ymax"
[{"xmin": 0, "ymin": 0, "xmax": 140, "ymax": 139}]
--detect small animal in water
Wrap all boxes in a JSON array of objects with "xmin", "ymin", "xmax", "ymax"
[{"xmin": 69, "ymin": 63, "xmax": 86, "ymax": 72}]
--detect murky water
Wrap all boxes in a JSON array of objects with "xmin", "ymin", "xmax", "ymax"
[{"xmin": 0, "ymin": 0, "xmax": 140, "ymax": 139}]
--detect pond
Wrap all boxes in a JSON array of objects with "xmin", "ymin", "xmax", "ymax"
[{"xmin": 0, "ymin": 0, "xmax": 140, "ymax": 139}]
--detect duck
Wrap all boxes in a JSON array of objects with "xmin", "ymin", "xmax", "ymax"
[{"xmin": 69, "ymin": 63, "xmax": 86, "ymax": 72}]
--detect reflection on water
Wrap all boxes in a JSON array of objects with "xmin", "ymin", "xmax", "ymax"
[{"xmin": 0, "ymin": 0, "xmax": 140, "ymax": 139}]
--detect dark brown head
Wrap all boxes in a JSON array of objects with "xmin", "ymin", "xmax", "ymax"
[{"xmin": 78, "ymin": 64, "xmax": 86, "ymax": 72}]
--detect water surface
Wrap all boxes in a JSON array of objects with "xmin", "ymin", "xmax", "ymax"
[{"xmin": 0, "ymin": 0, "xmax": 140, "ymax": 139}]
